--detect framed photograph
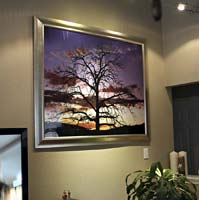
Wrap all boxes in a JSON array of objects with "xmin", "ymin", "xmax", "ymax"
[{"xmin": 34, "ymin": 16, "xmax": 148, "ymax": 148}]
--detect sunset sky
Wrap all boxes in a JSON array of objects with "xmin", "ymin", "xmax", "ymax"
[{"xmin": 44, "ymin": 26, "xmax": 145, "ymax": 130}]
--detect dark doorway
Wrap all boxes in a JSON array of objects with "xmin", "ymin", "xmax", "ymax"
[{"xmin": 172, "ymin": 84, "xmax": 199, "ymax": 175}]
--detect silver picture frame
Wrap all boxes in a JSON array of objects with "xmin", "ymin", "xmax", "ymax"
[{"xmin": 34, "ymin": 16, "xmax": 149, "ymax": 149}]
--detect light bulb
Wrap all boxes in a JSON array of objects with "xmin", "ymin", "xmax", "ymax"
[{"xmin": 177, "ymin": 3, "xmax": 186, "ymax": 11}]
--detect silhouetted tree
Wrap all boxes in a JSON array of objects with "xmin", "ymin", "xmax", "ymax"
[{"xmin": 46, "ymin": 46, "xmax": 141, "ymax": 132}]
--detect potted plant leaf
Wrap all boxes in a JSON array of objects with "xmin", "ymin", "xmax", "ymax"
[{"xmin": 126, "ymin": 162, "xmax": 197, "ymax": 200}]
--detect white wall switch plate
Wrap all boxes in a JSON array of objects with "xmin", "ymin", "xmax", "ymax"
[{"xmin": 143, "ymin": 147, "xmax": 149, "ymax": 160}]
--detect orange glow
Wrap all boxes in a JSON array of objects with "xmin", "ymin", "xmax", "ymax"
[
  {"xmin": 60, "ymin": 119, "xmax": 113, "ymax": 131},
  {"xmin": 100, "ymin": 125, "xmax": 111, "ymax": 130},
  {"xmin": 61, "ymin": 119, "xmax": 96, "ymax": 130},
  {"xmin": 78, "ymin": 122, "xmax": 95, "ymax": 130}
]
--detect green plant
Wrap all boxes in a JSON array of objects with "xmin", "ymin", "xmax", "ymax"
[{"xmin": 126, "ymin": 162, "xmax": 197, "ymax": 200}]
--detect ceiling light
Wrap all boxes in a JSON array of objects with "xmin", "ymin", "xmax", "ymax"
[{"xmin": 177, "ymin": 3, "xmax": 186, "ymax": 11}]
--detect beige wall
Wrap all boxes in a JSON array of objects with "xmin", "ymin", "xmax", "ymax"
[
  {"xmin": 0, "ymin": 1, "xmax": 173, "ymax": 200},
  {"xmin": 162, "ymin": 0, "xmax": 199, "ymax": 86}
]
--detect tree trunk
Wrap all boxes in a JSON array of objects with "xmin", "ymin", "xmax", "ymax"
[{"xmin": 95, "ymin": 86, "xmax": 100, "ymax": 133}]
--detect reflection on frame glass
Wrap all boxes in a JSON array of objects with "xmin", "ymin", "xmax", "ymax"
[{"xmin": 34, "ymin": 16, "xmax": 148, "ymax": 148}]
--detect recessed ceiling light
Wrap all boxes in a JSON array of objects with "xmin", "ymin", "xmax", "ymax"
[{"xmin": 177, "ymin": 3, "xmax": 186, "ymax": 11}]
